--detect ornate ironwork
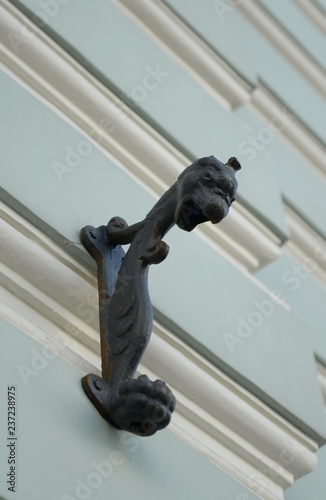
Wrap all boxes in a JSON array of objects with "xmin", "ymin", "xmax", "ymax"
[{"xmin": 80, "ymin": 155, "xmax": 241, "ymax": 436}]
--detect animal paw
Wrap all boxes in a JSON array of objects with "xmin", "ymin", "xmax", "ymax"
[
  {"xmin": 109, "ymin": 375, "xmax": 176, "ymax": 436},
  {"xmin": 139, "ymin": 240, "xmax": 169, "ymax": 265}
]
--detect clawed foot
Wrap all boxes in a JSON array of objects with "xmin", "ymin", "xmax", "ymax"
[
  {"xmin": 106, "ymin": 217, "xmax": 145, "ymax": 246},
  {"xmin": 139, "ymin": 240, "xmax": 169, "ymax": 264},
  {"xmin": 109, "ymin": 375, "xmax": 176, "ymax": 436}
]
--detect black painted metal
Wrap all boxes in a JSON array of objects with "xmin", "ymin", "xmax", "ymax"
[{"xmin": 81, "ymin": 155, "xmax": 241, "ymax": 436}]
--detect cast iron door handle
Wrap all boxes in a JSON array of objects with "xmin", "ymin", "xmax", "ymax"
[{"xmin": 80, "ymin": 155, "xmax": 241, "ymax": 436}]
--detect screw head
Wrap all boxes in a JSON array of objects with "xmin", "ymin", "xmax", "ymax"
[{"xmin": 94, "ymin": 380, "xmax": 102, "ymax": 391}]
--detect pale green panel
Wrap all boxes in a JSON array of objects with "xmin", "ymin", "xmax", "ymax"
[
  {"xmin": 258, "ymin": 0, "xmax": 326, "ymax": 71},
  {"xmin": 150, "ymin": 225, "xmax": 326, "ymax": 443},
  {"xmin": 256, "ymin": 253, "xmax": 326, "ymax": 364},
  {"xmin": 315, "ymin": 0, "xmax": 326, "ymax": 9},
  {"xmin": 162, "ymin": 0, "xmax": 326, "ymax": 143},
  {"xmin": 1, "ymin": 69, "xmax": 326, "ymax": 441},
  {"xmin": 285, "ymin": 447, "xmax": 326, "ymax": 500},
  {"xmin": 0, "ymin": 320, "xmax": 261, "ymax": 500},
  {"xmin": 235, "ymin": 105, "xmax": 326, "ymax": 240},
  {"xmin": 0, "ymin": 70, "xmax": 153, "ymax": 254},
  {"xmin": 6, "ymin": 1, "xmax": 289, "ymax": 238}
]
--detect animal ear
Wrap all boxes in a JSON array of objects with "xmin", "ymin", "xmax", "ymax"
[{"xmin": 226, "ymin": 157, "xmax": 241, "ymax": 171}]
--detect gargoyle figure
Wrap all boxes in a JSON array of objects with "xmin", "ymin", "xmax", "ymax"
[
  {"xmin": 81, "ymin": 155, "xmax": 241, "ymax": 436},
  {"xmin": 175, "ymin": 155, "xmax": 240, "ymax": 230}
]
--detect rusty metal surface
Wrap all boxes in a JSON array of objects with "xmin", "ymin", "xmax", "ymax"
[{"xmin": 80, "ymin": 155, "xmax": 240, "ymax": 436}]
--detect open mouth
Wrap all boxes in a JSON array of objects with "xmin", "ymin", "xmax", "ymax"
[
  {"xmin": 175, "ymin": 196, "xmax": 228, "ymax": 232},
  {"xmin": 175, "ymin": 198, "xmax": 208, "ymax": 232}
]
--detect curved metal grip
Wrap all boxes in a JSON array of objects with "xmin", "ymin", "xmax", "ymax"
[{"xmin": 80, "ymin": 155, "xmax": 241, "ymax": 436}]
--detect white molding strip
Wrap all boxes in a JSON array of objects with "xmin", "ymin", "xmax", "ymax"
[
  {"xmin": 114, "ymin": 0, "xmax": 252, "ymax": 109},
  {"xmin": 238, "ymin": 0, "xmax": 326, "ymax": 97},
  {"xmin": 294, "ymin": 0, "xmax": 326, "ymax": 36},
  {"xmin": 284, "ymin": 204, "xmax": 326, "ymax": 287},
  {"xmin": 0, "ymin": 0, "xmax": 282, "ymax": 272},
  {"xmin": 317, "ymin": 362, "xmax": 326, "ymax": 411},
  {"xmin": 0, "ymin": 202, "xmax": 320, "ymax": 500},
  {"xmin": 115, "ymin": 0, "xmax": 326, "ymax": 179},
  {"xmin": 249, "ymin": 85, "xmax": 326, "ymax": 178}
]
